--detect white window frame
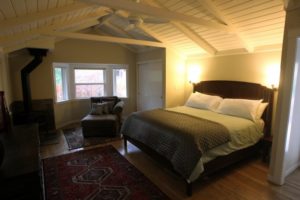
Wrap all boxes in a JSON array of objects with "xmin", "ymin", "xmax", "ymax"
[
  {"xmin": 52, "ymin": 63, "xmax": 128, "ymax": 103},
  {"xmin": 112, "ymin": 68, "xmax": 128, "ymax": 98},
  {"xmin": 73, "ymin": 68, "xmax": 106, "ymax": 99},
  {"xmin": 53, "ymin": 63, "xmax": 70, "ymax": 102}
]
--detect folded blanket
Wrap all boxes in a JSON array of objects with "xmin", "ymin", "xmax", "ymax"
[{"xmin": 121, "ymin": 109, "xmax": 230, "ymax": 179}]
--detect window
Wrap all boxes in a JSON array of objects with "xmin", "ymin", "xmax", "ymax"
[
  {"xmin": 53, "ymin": 63, "xmax": 128, "ymax": 102},
  {"xmin": 54, "ymin": 67, "xmax": 68, "ymax": 102},
  {"xmin": 74, "ymin": 69, "xmax": 105, "ymax": 98},
  {"xmin": 113, "ymin": 69, "xmax": 127, "ymax": 98}
]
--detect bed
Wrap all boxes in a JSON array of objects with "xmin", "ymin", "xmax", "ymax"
[{"xmin": 121, "ymin": 80, "xmax": 274, "ymax": 196}]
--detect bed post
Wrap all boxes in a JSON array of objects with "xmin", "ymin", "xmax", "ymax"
[
  {"xmin": 123, "ymin": 136, "xmax": 127, "ymax": 151},
  {"xmin": 185, "ymin": 180, "xmax": 192, "ymax": 196}
]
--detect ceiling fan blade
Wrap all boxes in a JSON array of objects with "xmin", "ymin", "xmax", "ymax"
[
  {"xmin": 124, "ymin": 23, "xmax": 136, "ymax": 31},
  {"xmin": 98, "ymin": 13, "xmax": 114, "ymax": 25},
  {"xmin": 143, "ymin": 17, "xmax": 169, "ymax": 24}
]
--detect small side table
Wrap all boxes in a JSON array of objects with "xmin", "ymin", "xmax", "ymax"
[{"xmin": 262, "ymin": 136, "xmax": 273, "ymax": 163}]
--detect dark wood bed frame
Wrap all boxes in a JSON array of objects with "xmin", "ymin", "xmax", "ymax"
[{"xmin": 123, "ymin": 80, "xmax": 274, "ymax": 196}]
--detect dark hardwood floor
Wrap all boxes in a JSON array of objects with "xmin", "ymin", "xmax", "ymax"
[{"xmin": 40, "ymin": 130, "xmax": 300, "ymax": 200}]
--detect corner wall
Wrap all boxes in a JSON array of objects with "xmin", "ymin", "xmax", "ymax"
[
  {"xmin": 9, "ymin": 39, "xmax": 137, "ymax": 128},
  {"xmin": 269, "ymin": 5, "xmax": 300, "ymax": 185}
]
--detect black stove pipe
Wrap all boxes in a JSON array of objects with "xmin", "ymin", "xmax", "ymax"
[{"xmin": 21, "ymin": 48, "xmax": 48, "ymax": 112}]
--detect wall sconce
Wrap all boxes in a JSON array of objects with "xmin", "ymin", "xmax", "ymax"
[
  {"xmin": 188, "ymin": 64, "xmax": 201, "ymax": 84},
  {"xmin": 266, "ymin": 63, "xmax": 280, "ymax": 90}
]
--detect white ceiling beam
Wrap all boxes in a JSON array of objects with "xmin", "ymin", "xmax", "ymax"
[
  {"xmin": 0, "ymin": 10, "xmax": 107, "ymax": 46},
  {"xmin": 94, "ymin": 28, "xmax": 138, "ymax": 53},
  {"xmin": 1, "ymin": 37, "xmax": 55, "ymax": 54},
  {"xmin": 172, "ymin": 22, "xmax": 217, "ymax": 55},
  {"xmin": 80, "ymin": 0, "xmax": 230, "ymax": 31},
  {"xmin": 0, "ymin": 2, "xmax": 98, "ymax": 32},
  {"xmin": 97, "ymin": 21, "xmax": 135, "ymax": 38},
  {"xmin": 42, "ymin": 31, "xmax": 166, "ymax": 48},
  {"xmin": 196, "ymin": 0, "xmax": 254, "ymax": 52},
  {"xmin": 144, "ymin": 0, "xmax": 217, "ymax": 55}
]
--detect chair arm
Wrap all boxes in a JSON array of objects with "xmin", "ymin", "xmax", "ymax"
[{"xmin": 112, "ymin": 101, "xmax": 124, "ymax": 114}]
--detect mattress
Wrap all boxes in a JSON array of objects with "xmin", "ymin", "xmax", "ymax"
[{"xmin": 166, "ymin": 106, "xmax": 264, "ymax": 181}]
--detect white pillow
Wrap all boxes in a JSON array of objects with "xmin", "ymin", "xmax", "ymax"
[
  {"xmin": 217, "ymin": 98, "xmax": 262, "ymax": 121},
  {"xmin": 185, "ymin": 92, "xmax": 223, "ymax": 111},
  {"xmin": 256, "ymin": 102, "xmax": 268, "ymax": 119}
]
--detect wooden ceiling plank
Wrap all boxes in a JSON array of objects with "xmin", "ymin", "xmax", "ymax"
[
  {"xmin": 225, "ymin": 0, "xmax": 281, "ymax": 16},
  {"xmin": 172, "ymin": 22, "xmax": 216, "ymax": 55},
  {"xmin": 11, "ymin": 0, "xmax": 27, "ymax": 17},
  {"xmin": 239, "ymin": 19, "xmax": 284, "ymax": 31},
  {"xmin": 194, "ymin": 0, "xmax": 225, "ymax": 24},
  {"xmin": 0, "ymin": 2, "xmax": 96, "ymax": 32},
  {"xmin": 57, "ymin": 0, "xmax": 67, "ymax": 7},
  {"xmin": 42, "ymin": 31, "xmax": 166, "ymax": 47},
  {"xmin": 80, "ymin": 0, "xmax": 230, "ymax": 31},
  {"xmin": 0, "ymin": 10, "xmax": 107, "ymax": 45},
  {"xmin": 138, "ymin": 24, "xmax": 183, "ymax": 54},
  {"xmin": 0, "ymin": 11, "xmax": 5, "ymax": 20},
  {"xmin": 48, "ymin": 0, "xmax": 59, "ymax": 9},
  {"xmin": 227, "ymin": 3, "xmax": 282, "ymax": 19},
  {"xmin": 144, "ymin": 0, "xmax": 217, "ymax": 55},
  {"xmin": 232, "ymin": 11, "xmax": 285, "ymax": 26},
  {"xmin": 229, "ymin": 7, "xmax": 284, "ymax": 23},
  {"xmin": 197, "ymin": 0, "xmax": 254, "ymax": 52},
  {"xmin": 0, "ymin": 0, "xmax": 16, "ymax": 19},
  {"xmin": 38, "ymin": 0, "xmax": 48, "ymax": 11},
  {"xmin": 25, "ymin": 0, "xmax": 38, "ymax": 13}
]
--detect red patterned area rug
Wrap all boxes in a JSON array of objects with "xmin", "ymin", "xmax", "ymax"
[{"xmin": 43, "ymin": 145, "xmax": 170, "ymax": 200}]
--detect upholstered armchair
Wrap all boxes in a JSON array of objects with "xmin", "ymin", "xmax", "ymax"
[{"xmin": 81, "ymin": 96, "xmax": 124, "ymax": 137}]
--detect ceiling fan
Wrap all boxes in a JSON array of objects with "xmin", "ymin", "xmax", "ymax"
[{"xmin": 99, "ymin": 0, "xmax": 168, "ymax": 31}]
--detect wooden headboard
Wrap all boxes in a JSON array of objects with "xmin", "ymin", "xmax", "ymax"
[{"xmin": 193, "ymin": 80, "xmax": 274, "ymax": 137}]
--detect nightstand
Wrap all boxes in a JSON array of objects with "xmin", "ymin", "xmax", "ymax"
[{"xmin": 262, "ymin": 135, "xmax": 273, "ymax": 163}]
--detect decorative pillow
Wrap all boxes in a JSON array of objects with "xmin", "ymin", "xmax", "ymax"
[
  {"xmin": 90, "ymin": 103, "xmax": 106, "ymax": 115},
  {"xmin": 185, "ymin": 92, "xmax": 223, "ymax": 111},
  {"xmin": 256, "ymin": 102, "xmax": 268, "ymax": 119},
  {"xmin": 217, "ymin": 98, "xmax": 262, "ymax": 121},
  {"xmin": 112, "ymin": 101, "xmax": 124, "ymax": 114},
  {"xmin": 104, "ymin": 101, "xmax": 115, "ymax": 114}
]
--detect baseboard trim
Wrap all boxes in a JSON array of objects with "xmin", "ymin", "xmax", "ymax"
[
  {"xmin": 268, "ymin": 161, "xmax": 300, "ymax": 185},
  {"xmin": 285, "ymin": 162, "xmax": 300, "ymax": 177}
]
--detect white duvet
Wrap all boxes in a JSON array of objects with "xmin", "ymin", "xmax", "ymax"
[{"xmin": 167, "ymin": 106, "xmax": 264, "ymax": 181}]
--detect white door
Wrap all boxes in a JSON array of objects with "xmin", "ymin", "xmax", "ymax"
[{"xmin": 137, "ymin": 60, "xmax": 163, "ymax": 111}]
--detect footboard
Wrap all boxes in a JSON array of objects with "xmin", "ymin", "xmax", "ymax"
[
  {"xmin": 123, "ymin": 135, "xmax": 262, "ymax": 196},
  {"xmin": 123, "ymin": 135, "xmax": 194, "ymax": 196}
]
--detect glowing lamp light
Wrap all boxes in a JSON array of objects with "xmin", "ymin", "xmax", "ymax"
[
  {"xmin": 266, "ymin": 63, "xmax": 280, "ymax": 89},
  {"xmin": 188, "ymin": 64, "xmax": 201, "ymax": 84}
]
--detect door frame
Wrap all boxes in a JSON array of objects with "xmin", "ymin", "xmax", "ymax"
[
  {"xmin": 136, "ymin": 59, "xmax": 165, "ymax": 111},
  {"xmin": 268, "ymin": 28, "xmax": 300, "ymax": 185}
]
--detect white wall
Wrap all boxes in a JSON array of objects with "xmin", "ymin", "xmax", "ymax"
[
  {"xmin": 268, "ymin": 5, "xmax": 300, "ymax": 185},
  {"xmin": 185, "ymin": 52, "xmax": 281, "ymax": 134},
  {"xmin": 165, "ymin": 48, "xmax": 186, "ymax": 107},
  {"xmin": 137, "ymin": 48, "xmax": 165, "ymax": 62}
]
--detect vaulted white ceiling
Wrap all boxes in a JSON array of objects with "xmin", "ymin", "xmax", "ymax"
[{"xmin": 0, "ymin": 0, "xmax": 286, "ymax": 57}]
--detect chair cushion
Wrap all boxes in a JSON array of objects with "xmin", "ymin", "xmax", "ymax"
[{"xmin": 82, "ymin": 114, "xmax": 117, "ymax": 122}]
